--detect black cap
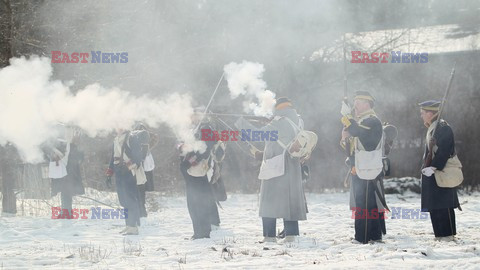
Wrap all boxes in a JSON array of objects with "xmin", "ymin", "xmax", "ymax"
[
  {"xmin": 418, "ymin": 100, "xmax": 441, "ymax": 111},
  {"xmin": 276, "ymin": 97, "xmax": 291, "ymax": 106},
  {"xmin": 134, "ymin": 122, "xmax": 147, "ymax": 130},
  {"xmin": 354, "ymin": 91, "xmax": 375, "ymax": 102}
]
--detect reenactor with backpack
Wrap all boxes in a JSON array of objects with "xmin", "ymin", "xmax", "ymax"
[
  {"xmin": 235, "ymin": 97, "xmax": 317, "ymax": 243},
  {"xmin": 340, "ymin": 91, "xmax": 388, "ymax": 244}
]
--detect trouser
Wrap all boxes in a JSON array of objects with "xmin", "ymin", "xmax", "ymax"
[
  {"xmin": 184, "ymin": 176, "xmax": 219, "ymax": 238},
  {"xmin": 60, "ymin": 192, "xmax": 73, "ymax": 212},
  {"xmin": 379, "ymin": 212, "xmax": 387, "ymax": 235},
  {"xmin": 262, "ymin": 217, "xmax": 299, "ymax": 237},
  {"xmin": 211, "ymin": 200, "xmax": 220, "ymax": 227},
  {"xmin": 352, "ymin": 176, "xmax": 383, "ymax": 244},
  {"xmin": 116, "ymin": 172, "xmax": 141, "ymax": 227},
  {"xmin": 430, "ymin": 208, "xmax": 456, "ymax": 237},
  {"xmin": 137, "ymin": 184, "xmax": 148, "ymax": 217},
  {"xmin": 145, "ymin": 170, "xmax": 154, "ymax": 191}
]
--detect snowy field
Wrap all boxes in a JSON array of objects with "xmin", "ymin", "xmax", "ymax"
[{"xmin": 1, "ymin": 189, "xmax": 480, "ymax": 269}]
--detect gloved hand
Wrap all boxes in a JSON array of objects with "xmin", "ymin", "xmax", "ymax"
[
  {"xmin": 105, "ymin": 168, "xmax": 113, "ymax": 177},
  {"xmin": 187, "ymin": 155, "xmax": 198, "ymax": 166},
  {"xmin": 249, "ymin": 145, "xmax": 263, "ymax": 160},
  {"xmin": 341, "ymin": 101, "xmax": 352, "ymax": 116},
  {"xmin": 176, "ymin": 143, "xmax": 185, "ymax": 152},
  {"xmin": 249, "ymin": 145, "xmax": 260, "ymax": 157},
  {"xmin": 421, "ymin": 166, "xmax": 436, "ymax": 177},
  {"xmin": 105, "ymin": 176, "xmax": 113, "ymax": 189},
  {"xmin": 126, "ymin": 160, "xmax": 138, "ymax": 171},
  {"xmin": 341, "ymin": 115, "xmax": 352, "ymax": 128}
]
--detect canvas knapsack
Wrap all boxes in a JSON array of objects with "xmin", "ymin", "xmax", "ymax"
[
  {"xmin": 275, "ymin": 116, "xmax": 318, "ymax": 160},
  {"xmin": 382, "ymin": 124, "xmax": 398, "ymax": 176}
]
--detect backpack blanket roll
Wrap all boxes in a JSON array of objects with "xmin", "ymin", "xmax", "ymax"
[
  {"xmin": 434, "ymin": 155, "xmax": 463, "ymax": 188},
  {"xmin": 280, "ymin": 117, "xmax": 318, "ymax": 160},
  {"xmin": 257, "ymin": 116, "xmax": 317, "ymax": 180},
  {"xmin": 288, "ymin": 130, "xmax": 318, "ymax": 159}
]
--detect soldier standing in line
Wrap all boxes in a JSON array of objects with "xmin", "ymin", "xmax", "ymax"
[
  {"xmin": 340, "ymin": 91, "xmax": 388, "ymax": 244},
  {"xmin": 105, "ymin": 128, "xmax": 145, "ymax": 235},
  {"xmin": 178, "ymin": 111, "xmax": 221, "ymax": 240},
  {"xmin": 419, "ymin": 100, "xmax": 461, "ymax": 241},
  {"xmin": 235, "ymin": 97, "xmax": 308, "ymax": 243}
]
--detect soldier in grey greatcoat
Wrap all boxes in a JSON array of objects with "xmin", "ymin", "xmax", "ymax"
[{"xmin": 235, "ymin": 97, "xmax": 307, "ymax": 243}]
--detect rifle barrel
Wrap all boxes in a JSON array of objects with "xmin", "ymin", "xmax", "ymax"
[
  {"xmin": 200, "ymin": 112, "xmax": 269, "ymax": 119},
  {"xmin": 431, "ymin": 62, "xmax": 456, "ymax": 137},
  {"xmin": 343, "ymin": 33, "xmax": 348, "ymax": 101},
  {"xmin": 424, "ymin": 62, "xmax": 457, "ymax": 168}
]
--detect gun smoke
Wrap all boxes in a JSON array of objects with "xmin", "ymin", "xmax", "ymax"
[
  {"xmin": 0, "ymin": 56, "xmax": 205, "ymax": 162},
  {"xmin": 224, "ymin": 61, "xmax": 276, "ymax": 117}
]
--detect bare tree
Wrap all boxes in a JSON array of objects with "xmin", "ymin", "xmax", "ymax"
[{"xmin": 0, "ymin": 0, "xmax": 17, "ymax": 214}]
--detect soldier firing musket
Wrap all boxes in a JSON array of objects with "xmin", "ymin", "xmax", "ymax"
[
  {"xmin": 234, "ymin": 97, "xmax": 317, "ymax": 243},
  {"xmin": 178, "ymin": 109, "xmax": 224, "ymax": 240}
]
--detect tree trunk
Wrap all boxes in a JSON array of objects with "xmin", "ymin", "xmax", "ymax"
[
  {"xmin": 1, "ymin": 145, "xmax": 17, "ymax": 214},
  {"xmin": 0, "ymin": 0, "xmax": 13, "ymax": 67},
  {"xmin": 0, "ymin": 0, "xmax": 16, "ymax": 214}
]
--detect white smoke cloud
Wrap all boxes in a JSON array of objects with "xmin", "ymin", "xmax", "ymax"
[
  {"xmin": 0, "ymin": 56, "xmax": 205, "ymax": 162},
  {"xmin": 223, "ymin": 61, "xmax": 276, "ymax": 116}
]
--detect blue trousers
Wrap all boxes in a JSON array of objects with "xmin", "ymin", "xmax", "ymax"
[
  {"xmin": 262, "ymin": 217, "xmax": 299, "ymax": 237},
  {"xmin": 180, "ymin": 164, "xmax": 219, "ymax": 239},
  {"xmin": 430, "ymin": 208, "xmax": 456, "ymax": 237},
  {"xmin": 352, "ymin": 176, "xmax": 382, "ymax": 243},
  {"xmin": 115, "ymin": 169, "xmax": 141, "ymax": 227}
]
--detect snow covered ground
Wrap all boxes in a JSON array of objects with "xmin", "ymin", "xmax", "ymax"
[{"xmin": 1, "ymin": 188, "xmax": 480, "ymax": 269}]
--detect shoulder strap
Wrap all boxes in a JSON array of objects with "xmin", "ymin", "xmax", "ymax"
[
  {"xmin": 284, "ymin": 117, "xmax": 302, "ymax": 132},
  {"xmin": 274, "ymin": 116, "xmax": 302, "ymax": 150},
  {"xmin": 355, "ymin": 123, "xmax": 384, "ymax": 152}
]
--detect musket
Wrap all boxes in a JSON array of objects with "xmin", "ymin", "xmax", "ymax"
[
  {"xmin": 207, "ymin": 110, "xmax": 261, "ymax": 158},
  {"xmin": 199, "ymin": 112, "xmax": 271, "ymax": 123},
  {"xmin": 193, "ymin": 72, "xmax": 225, "ymax": 134},
  {"xmin": 341, "ymin": 33, "xmax": 353, "ymax": 158},
  {"xmin": 424, "ymin": 62, "xmax": 456, "ymax": 168},
  {"xmin": 343, "ymin": 33, "xmax": 348, "ymax": 104}
]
